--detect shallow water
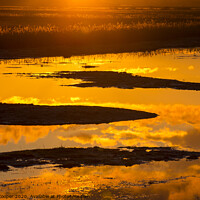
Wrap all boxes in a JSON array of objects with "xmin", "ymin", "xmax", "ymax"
[
  {"xmin": 1, "ymin": 159, "xmax": 200, "ymax": 199},
  {"xmin": 1, "ymin": 48, "xmax": 200, "ymax": 199},
  {"xmin": 0, "ymin": 49, "xmax": 200, "ymax": 152}
]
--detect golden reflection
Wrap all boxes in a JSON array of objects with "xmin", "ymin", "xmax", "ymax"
[
  {"xmin": 1, "ymin": 48, "xmax": 198, "ymax": 68},
  {"xmin": 0, "ymin": 48, "xmax": 200, "ymax": 113},
  {"xmin": 112, "ymin": 67, "xmax": 158, "ymax": 74},
  {"xmin": 1, "ymin": 6, "xmax": 200, "ymax": 199},
  {"xmin": 0, "ymin": 48, "xmax": 200, "ymax": 152},
  {"xmin": 1, "ymin": 48, "xmax": 200, "ymax": 82},
  {"xmin": 0, "ymin": 126, "xmax": 57, "ymax": 145},
  {"xmin": 54, "ymin": 103, "xmax": 200, "ymax": 150},
  {"xmin": 70, "ymin": 97, "xmax": 81, "ymax": 102},
  {"xmin": 2, "ymin": 96, "xmax": 40, "ymax": 105},
  {"xmin": 188, "ymin": 65, "xmax": 195, "ymax": 70},
  {"xmin": 0, "ymin": 104, "xmax": 200, "ymax": 151},
  {"xmin": 1, "ymin": 159, "xmax": 200, "ymax": 199}
]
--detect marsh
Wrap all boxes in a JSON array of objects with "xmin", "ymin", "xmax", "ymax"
[{"xmin": 0, "ymin": 2, "xmax": 200, "ymax": 199}]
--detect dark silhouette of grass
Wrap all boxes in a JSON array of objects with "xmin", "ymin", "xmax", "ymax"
[{"xmin": 0, "ymin": 7, "xmax": 200, "ymax": 58}]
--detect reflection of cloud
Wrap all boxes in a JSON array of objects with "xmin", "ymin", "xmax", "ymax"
[
  {"xmin": 2, "ymin": 159, "xmax": 200, "ymax": 199},
  {"xmin": 167, "ymin": 128, "xmax": 200, "ymax": 150},
  {"xmin": 1, "ymin": 104, "xmax": 200, "ymax": 150},
  {"xmin": 145, "ymin": 104, "xmax": 200, "ymax": 125},
  {"xmin": 167, "ymin": 67, "xmax": 177, "ymax": 72},
  {"xmin": 0, "ymin": 126, "xmax": 57, "ymax": 145},
  {"xmin": 112, "ymin": 67, "xmax": 158, "ymax": 74},
  {"xmin": 70, "ymin": 97, "xmax": 80, "ymax": 102},
  {"xmin": 2, "ymin": 96, "xmax": 39, "ymax": 104},
  {"xmin": 188, "ymin": 65, "xmax": 194, "ymax": 70},
  {"xmin": 99, "ymin": 104, "xmax": 200, "ymax": 150},
  {"xmin": 58, "ymin": 132, "xmax": 93, "ymax": 143},
  {"xmin": 57, "ymin": 129, "xmax": 117, "ymax": 146},
  {"xmin": 80, "ymin": 127, "xmax": 98, "ymax": 131}
]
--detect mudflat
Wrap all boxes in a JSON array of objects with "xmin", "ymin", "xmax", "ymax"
[
  {"xmin": 24, "ymin": 71, "xmax": 200, "ymax": 91},
  {"xmin": 0, "ymin": 146, "xmax": 199, "ymax": 171},
  {"xmin": 0, "ymin": 103, "xmax": 157, "ymax": 125}
]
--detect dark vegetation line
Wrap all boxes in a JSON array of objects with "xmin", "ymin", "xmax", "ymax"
[
  {"xmin": 1, "ymin": 28, "xmax": 200, "ymax": 50},
  {"xmin": 1, "ymin": 38, "xmax": 200, "ymax": 59},
  {"xmin": 0, "ymin": 8, "xmax": 200, "ymax": 58}
]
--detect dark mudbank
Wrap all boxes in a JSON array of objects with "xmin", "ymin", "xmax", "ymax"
[
  {"xmin": 0, "ymin": 147, "xmax": 200, "ymax": 172},
  {"xmin": 0, "ymin": 103, "xmax": 157, "ymax": 125},
  {"xmin": 24, "ymin": 71, "xmax": 200, "ymax": 91}
]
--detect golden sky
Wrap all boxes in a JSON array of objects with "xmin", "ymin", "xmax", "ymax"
[{"xmin": 1, "ymin": 0, "xmax": 200, "ymax": 7}]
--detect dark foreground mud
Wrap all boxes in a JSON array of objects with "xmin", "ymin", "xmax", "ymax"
[
  {"xmin": 23, "ymin": 71, "xmax": 200, "ymax": 91},
  {"xmin": 0, "ymin": 147, "xmax": 200, "ymax": 172},
  {"xmin": 0, "ymin": 103, "xmax": 157, "ymax": 125}
]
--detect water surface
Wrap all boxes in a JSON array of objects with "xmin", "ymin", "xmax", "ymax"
[{"xmin": 1, "ymin": 48, "xmax": 200, "ymax": 199}]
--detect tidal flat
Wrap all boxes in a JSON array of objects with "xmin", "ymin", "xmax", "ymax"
[
  {"xmin": 1, "ymin": 4, "xmax": 200, "ymax": 199},
  {"xmin": 0, "ymin": 103, "xmax": 157, "ymax": 125},
  {"xmin": 1, "ymin": 48, "xmax": 200, "ymax": 199},
  {"xmin": 0, "ymin": 146, "xmax": 199, "ymax": 172},
  {"xmin": 22, "ymin": 70, "xmax": 200, "ymax": 91}
]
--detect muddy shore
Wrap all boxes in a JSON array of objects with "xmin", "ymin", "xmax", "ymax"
[
  {"xmin": 0, "ymin": 146, "xmax": 199, "ymax": 171},
  {"xmin": 22, "ymin": 71, "xmax": 200, "ymax": 91},
  {"xmin": 0, "ymin": 103, "xmax": 157, "ymax": 125}
]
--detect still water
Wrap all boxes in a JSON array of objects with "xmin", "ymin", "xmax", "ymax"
[
  {"xmin": 0, "ymin": 48, "xmax": 200, "ymax": 152},
  {"xmin": 1, "ymin": 48, "xmax": 200, "ymax": 199}
]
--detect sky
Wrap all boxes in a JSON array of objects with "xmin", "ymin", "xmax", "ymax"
[{"xmin": 1, "ymin": 0, "xmax": 200, "ymax": 7}]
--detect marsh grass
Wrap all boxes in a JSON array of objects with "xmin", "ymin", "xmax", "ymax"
[{"xmin": 0, "ymin": 7, "xmax": 200, "ymax": 57}]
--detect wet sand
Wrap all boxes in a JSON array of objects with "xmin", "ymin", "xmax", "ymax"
[
  {"xmin": 0, "ymin": 103, "xmax": 157, "ymax": 125},
  {"xmin": 0, "ymin": 146, "xmax": 199, "ymax": 171}
]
